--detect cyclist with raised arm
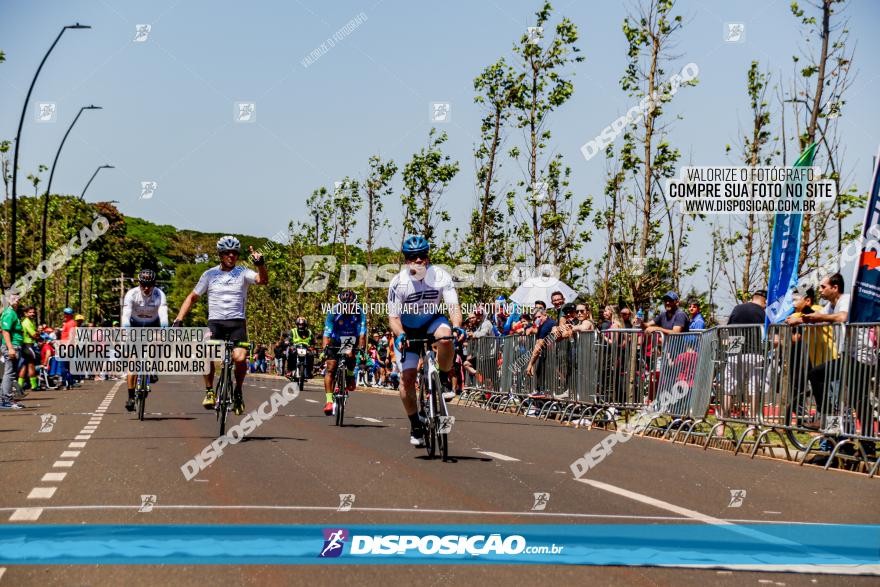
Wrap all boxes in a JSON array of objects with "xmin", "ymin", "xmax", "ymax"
[
  {"xmin": 321, "ymin": 290, "xmax": 366, "ymax": 415},
  {"xmin": 388, "ymin": 235, "xmax": 466, "ymax": 447},
  {"xmin": 121, "ymin": 269, "xmax": 169, "ymax": 411},
  {"xmin": 172, "ymin": 236, "xmax": 268, "ymax": 415}
]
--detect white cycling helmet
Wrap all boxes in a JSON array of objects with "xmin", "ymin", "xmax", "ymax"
[{"xmin": 216, "ymin": 235, "xmax": 241, "ymax": 253}]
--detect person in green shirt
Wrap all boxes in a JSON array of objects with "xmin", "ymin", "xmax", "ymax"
[
  {"xmin": 1, "ymin": 295, "xmax": 24, "ymax": 408},
  {"xmin": 18, "ymin": 305, "xmax": 38, "ymax": 391}
]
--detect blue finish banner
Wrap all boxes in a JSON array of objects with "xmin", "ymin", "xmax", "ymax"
[
  {"xmin": 0, "ymin": 524, "xmax": 877, "ymax": 567},
  {"xmin": 849, "ymin": 146, "xmax": 880, "ymax": 322},
  {"xmin": 765, "ymin": 143, "xmax": 818, "ymax": 327}
]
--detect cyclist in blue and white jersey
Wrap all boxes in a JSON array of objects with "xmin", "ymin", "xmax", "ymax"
[
  {"xmin": 121, "ymin": 269, "xmax": 168, "ymax": 412},
  {"xmin": 321, "ymin": 290, "xmax": 367, "ymax": 415},
  {"xmin": 388, "ymin": 235, "xmax": 466, "ymax": 447}
]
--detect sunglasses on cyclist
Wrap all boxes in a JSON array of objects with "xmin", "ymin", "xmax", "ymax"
[{"xmin": 404, "ymin": 252, "xmax": 428, "ymax": 261}]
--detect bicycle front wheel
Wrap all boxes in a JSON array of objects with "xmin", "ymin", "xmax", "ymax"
[
  {"xmin": 419, "ymin": 372, "xmax": 436, "ymax": 459},
  {"xmin": 335, "ymin": 393, "xmax": 345, "ymax": 427},
  {"xmin": 137, "ymin": 387, "xmax": 146, "ymax": 421},
  {"xmin": 217, "ymin": 370, "xmax": 231, "ymax": 437},
  {"xmin": 431, "ymin": 369, "xmax": 448, "ymax": 461}
]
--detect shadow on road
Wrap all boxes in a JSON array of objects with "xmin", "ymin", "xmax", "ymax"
[
  {"xmin": 332, "ymin": 424, "xmax": 388, "ymax": 429},
  {"xmin": 240, "ymin": 435, "xmax": 308, "ymax": 442},
  {"xmin": 414, "ymin": 455, "xmax": 492, "ymax": 463}
]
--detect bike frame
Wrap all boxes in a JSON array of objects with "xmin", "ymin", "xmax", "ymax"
[
  {"xmin": 407, "ymin": 334, "xmax": 456, "ymax": 461},
  {"xmin": 215, "ymin": 339, "xmax": 237, "ymax": 437},
  {"xmin": 327, "ymin": 344, "xmax": 354, "ymax": 427}
]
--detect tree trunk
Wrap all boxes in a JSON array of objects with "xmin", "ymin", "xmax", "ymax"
[
  {"xmin": 798, "ymin": 0, "xmax": 831, "ymax": 273},
  {"xmin": 480, "ymin": 107, "xmax": 503, "ymax": 265},
  {"xmin": 638, "ymin": 36, "xmax": 660, "ymax": 292},
  {"xmin": 529, "ymin": 60, "xmax": 541, "ymax": 266}
]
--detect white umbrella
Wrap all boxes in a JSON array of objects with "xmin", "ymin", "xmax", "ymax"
[{"xmin": 509, "ymin": 276, "xmax": 578, "ymax": 308}]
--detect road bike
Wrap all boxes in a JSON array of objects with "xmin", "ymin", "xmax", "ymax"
[
  {"xmin": 328, "ymin": 339, "xmax": 356, "ymax": 427},
  {"xmin": 406, "ymin": 334, "xmax": 456, "ymax": 461},
  {"xmin": 213, "ymin": 339, "xmax": 241, "ymax": 437},
  {"xmin": 133, "ymin": 372, "xmax": 150, "ymax": 421}
]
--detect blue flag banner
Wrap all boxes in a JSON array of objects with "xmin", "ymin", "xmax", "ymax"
[
  {"xmin": 0, "ymin": 524, "xmax": 878, "ymax": 568},
  {"xmin": 849, "ymin": 146, "xmax": 880, "ymax": 322},
  {"xmin": 765, "ymin": 143, "xmax": 819, "ymax": 327}
]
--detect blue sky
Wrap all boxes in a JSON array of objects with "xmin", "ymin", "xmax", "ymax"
[{"xmin": 2, "ymin": 0, "xmax": 879, "ymax": 311}]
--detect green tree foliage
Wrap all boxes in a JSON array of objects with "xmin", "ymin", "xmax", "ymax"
[
  {"xmin": 511, "ymin": 1, "xmax": 584, "ymax": 267},
  {"xmin": 401, "ymin": 128, "xmax": 459, "ymax": 244}
]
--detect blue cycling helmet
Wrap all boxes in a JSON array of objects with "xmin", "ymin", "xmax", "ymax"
[{"xmin": 402, "ymin": 235, "xmax": 430, "ymax": 255}]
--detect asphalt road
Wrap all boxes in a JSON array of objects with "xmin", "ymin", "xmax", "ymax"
[{"xmin": 0, "ymin": 375, "xmax": 877, "ymax": 586}]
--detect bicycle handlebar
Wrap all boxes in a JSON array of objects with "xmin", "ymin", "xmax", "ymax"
[{"xmin": 400, "ymin": 334, "xmax": 457, "ymax": 362}]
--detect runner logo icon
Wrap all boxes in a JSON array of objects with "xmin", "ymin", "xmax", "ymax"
[{"xmin": 320, "ymin": 528, "xmax": 348, "ymax": 558}]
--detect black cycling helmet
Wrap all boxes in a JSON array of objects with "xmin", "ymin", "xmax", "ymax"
[
  {"xmin": 402, "ymin": 234, "xmax": 430, "ymax": 255},
  {"xmin": 138, "ymin": 269, "xmax": 156, "ymax": 286},
  {"xmin": 295, "ymin": 317, "xmax": 308, "ymax": 329},
  {"xmin": 338, "ymin": 290, "xmax": 357, "ymax": 304}
]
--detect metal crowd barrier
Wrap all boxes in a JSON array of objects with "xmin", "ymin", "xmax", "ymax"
[
  {"xmin": 705, "ymin": 325, "xmax": 769, "ymax": 454},
  {"xmin": 640, "ymin": 330, "xmax": 717, "ymax": 442},
  {"xmin": 457, "ymin": 323, "xmax": 880, "ymax": 475},
  {"xmin": 572, "ymin": 329, "xmax": 661, "ymax": 429}
]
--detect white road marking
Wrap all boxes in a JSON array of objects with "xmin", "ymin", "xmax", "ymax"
[
  {"xmin": 478, "ymin": 451, "xmax": 520, "ymax": 462},
  {"xmin": 60, "ymin": 451, "xmax": 80, "ymax": 458},
  {"xmin": 0, "ymin": 504, "xmax": 855, "ymax": 526},
  {"xmin": 68, "ymin": 442, "xmax": 86, "ymax": 448},
  {"xmin": 577, "ymin": 478, "xmax": 731, "ymax": 526},
  {"xmin": 676, "ymin": 564, "xmax": 880, "ymax": 576},
  {"xmin": 577, "ymin": 479, "xmax": 815, "ymax": 552},
  {"xmin": 27, "ymin": 487, "xmax": 57, "ymax": 499},
  {"xmin": 305, "ymin": 399, "xmax": 319, "ymax": 403},
  {"xmin": 8, "ymin": 508, "xmax": 42, "ymax": 521},
  {"xmin": 42, "ymin": 473, "xmax": 66, "ymax": 482},
  {"xmin": 357, "ymin": 416, "xmax": 382, "ymax": 423},
  {"xmin": 53, "ymin": 461, "xmax": 74, "ymax": 468},
  {"xmin": 74, "ymin": 435, "xmax": 91, "ymax": 440},
  {"xmin": 82, "ymin": 427, "xmax": 97, "ymax": 432}
]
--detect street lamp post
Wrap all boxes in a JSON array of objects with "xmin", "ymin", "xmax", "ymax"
[
  {"xmin": 75, "ymin": 172, "xmax": 114, "ymax": 311},
  {"xmin": 38, "ymin": 104, "xmax": 102, "ymax": 319},
  {"xmin": 79, "ymin": 164, "xmax": 114, "ymax": 200},
  {"xmin": 9, "ymin": 22, "xmax": 90, "ymax": 286}
]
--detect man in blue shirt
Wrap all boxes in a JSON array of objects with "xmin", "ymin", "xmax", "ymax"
[
  {"xmin": 491, "ymin": 295, "xmax": 520, "ymax": 336},
  {"xmin": 644, "ymin": 291, "xmax": 689, "ymax": 334},
  {"xmin": 687, "ymin": 299, "xmax": 706, "ymax": 330}
]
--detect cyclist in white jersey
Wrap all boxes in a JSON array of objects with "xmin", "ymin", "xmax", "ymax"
[
  {"xmin": 388, "ymin": 235, "xmax": 466, "ymax": 447},
  {"xmin": 172, "ymin": 236, "xmax": 268, "ymax": 415},
  {"xmin": 122, "ymin": 269, "xmax": 169, "ymax": 411}
]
